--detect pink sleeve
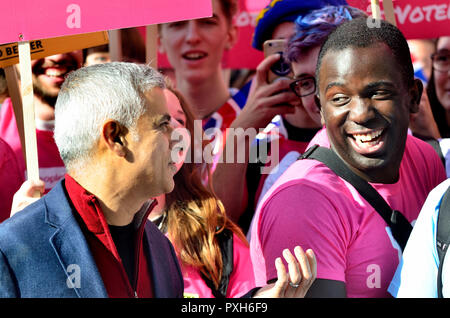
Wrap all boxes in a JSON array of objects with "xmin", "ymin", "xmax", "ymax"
[
  {"xmin": 258, "ymin": 182, "xmax": 352, "ymax": 284},
  {"xmin": 226, "ymin": 233, "xmax": 256, "ymax": 298}
]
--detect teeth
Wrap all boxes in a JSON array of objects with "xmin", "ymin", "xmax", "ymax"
[
  {"xmin": 45, "ymin": 69, "xmax": 64, "ymax": 77},
  {"xmin": 184, "ymin": 52, "xmax": 206, "ymax": 59},
  {"xmin": 353, "ymin": 129, "xmax": 383, "ymax": 143}
]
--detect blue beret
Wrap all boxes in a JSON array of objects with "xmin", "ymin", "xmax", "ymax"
[{"xmin": 252, "ymin": 0, "xmax": 348, "ymax": 50}]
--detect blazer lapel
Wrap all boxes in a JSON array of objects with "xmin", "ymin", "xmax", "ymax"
[
  {"xmin": 45, "ymin": 181, "xmax": 108, "ymax": 298},
  {"xmin": 144, "ymin": 221, "xmax": 183, "ymax": 297}
]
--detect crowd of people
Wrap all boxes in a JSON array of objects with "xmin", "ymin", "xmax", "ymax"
[{"xmin": 0, "ymin": 0, "xmax": 449, "ymax": 298}]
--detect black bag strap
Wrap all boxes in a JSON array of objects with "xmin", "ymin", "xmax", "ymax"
[
  {"xmin": 436, "ymin": 186, "xmax": 450, "ymax": 298},
  {"xmin": 300, "ymin": 145, "xmax": 412, "ymax": 252},
  {"xmin": 426, "ymin": 138, "xmax": 446, "ymax": 168},
  {"xmin": 201, "ymin": 227, "xmax": 234, "ymax": 298},
  {"xmin": 412, "ymin": 134, "xmax": 446, "ymax": 168}
]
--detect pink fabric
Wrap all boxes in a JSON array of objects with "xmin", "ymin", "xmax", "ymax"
[
  {"xmin": 306, "ymin": 126, "xmax": 330, "ymax": 149},
  {"xmin": 0, "ymin": 99, "xmax": 65, "ymax": 193},
  {"xmin": 0, "ymin": 0, "xmax": 212, "ymax": 43},
  {"xmin": 0, "ymin": 137, "xmax": 23, "ymax": 222},
  {"xmin": 255, "ymin": 137, "xmax": 310, "ymax": 208},
  {"xmin": 181, "ymin": 233, "xmax": 256, "ymax": 298},
  {"xmin": 250, "ymin": 134, "xmax": 446, "ymax": 297}
]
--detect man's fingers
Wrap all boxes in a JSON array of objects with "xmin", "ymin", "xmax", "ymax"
[
  {"xmin": 283, "ymin": 248, "xmax": 301, "ymax": 286},
  {"xmin": 31, "ymin": 180, "xmax": 45, "ymax": 193},
  {"xmin": 306, "ymin": 249, "xmax": 317, "ymax": 281},
  {"xmin": 264, "ymin": 77, "xmax": 293, "ymax": 95},
  {"xmin": 265, "ymin": 89, "xmax": 297, "ymax": 106},
  {"xmin": 294, "ymin": 246, "xmax": 311, "ymax": 282},
  {"xmin": 272, "ymin": 257, "xmax": 288, "ymax": 296},
  {"xmin": 255, "ymin": 54, "xmax": 281, "ymax": 84},
  {"xmin": 20, "ymin": 179, "xmax": 45, "ymax": 195}
]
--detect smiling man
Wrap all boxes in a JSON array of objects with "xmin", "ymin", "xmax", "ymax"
[
  {"xmin": 249, "ymin": 18, "xmax": 447, "ymax": 297},
  {"xmin": 0, "ymin": 62, "xmax": 183, "ymax": 297},
  {"xmin": 0, "ymin": 51, "xmax": 83, "ymax": 193}
]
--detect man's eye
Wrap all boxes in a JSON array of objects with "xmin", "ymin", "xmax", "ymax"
[
  {"xmin": 168, "ymin": 21, "xmax": 187, "ymax": 28},
  {"xmin": 199, "ymin": 18, "xmax": 218, "ymax": 25},
  {"xmin": 372, "ymin": 90, "xmax": 393, "ymax": 99},
  {"xmin": 160, "ymin": 121, "xmax": 170, "ymax": 130},
  {"xmin": 331, "ymin": 95, "xmax": 350, "ymax": 106}
]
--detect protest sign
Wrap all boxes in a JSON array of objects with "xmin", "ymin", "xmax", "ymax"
[
  {"xmin": 156, "ymin": 0, "xmax": 450, "ymax": 70},
  {"xmin": 2, "ymin": 0, "xmax": 212, "ymax": 189},
  {"xmin": 157, "ymin": 0, "xmax": 264, "ymax": 69},
  {"xmin": 0, "ymin": 31, "xmax": 108, "ymax": 68},
  {"xmin": 348, "ymin": 0, "xmax": 450, "ymax": 39},
  {"xmin": 0, "ymin": 0, "xmax": 212, "ymax": 44}
]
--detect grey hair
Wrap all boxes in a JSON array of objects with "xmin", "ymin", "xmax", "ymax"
[{"xmin": 54, "ymin": 62, "xmax": 165, "ymax": 171}]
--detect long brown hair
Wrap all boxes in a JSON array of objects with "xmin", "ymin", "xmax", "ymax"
[{"xmin": 164, "ymin": 87, "xmax": 247, "ymax": 289}]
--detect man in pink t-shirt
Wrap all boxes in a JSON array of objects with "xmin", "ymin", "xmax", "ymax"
[
  {"xmin": 0, "ymin": 51, "xmax": 83, "ymax": 193},
  {"xmin": 250, "ymin": 18, "xmax": 447, "ymax": 297}
]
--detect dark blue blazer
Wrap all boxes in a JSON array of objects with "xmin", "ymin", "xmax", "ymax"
[{"xmin": 0, "ymin": 180, "xmax": 183, "ymax": 298}]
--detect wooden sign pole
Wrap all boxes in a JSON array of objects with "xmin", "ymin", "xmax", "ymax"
[
  {"xmin": 382, "ymin": 0, "xmax": 397, "ymax": 27},
  {"xmin": 18, "ymin": 40, "xmax": 40, "ymax": 197},
  {"xmin": 109, "ymin": 29, "xmax": 122, "ymax": 62},
  {"xmin": 146, "ymin": 25, "xmax": 158, "ymax": 69},
  {"xmin": 4, "ymin": 65, "xmax": 27, "ymax": 162},
  {"xmin": 371, "ymin": 0, "xmax": 381, "ymax": 20}
]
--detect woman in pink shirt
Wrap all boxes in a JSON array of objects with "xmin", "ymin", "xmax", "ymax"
[{"xmin": 149, "ymin": 86, "xmax": 316, "ymax": 298}]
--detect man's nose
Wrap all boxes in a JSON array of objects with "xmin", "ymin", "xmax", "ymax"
[
  {"xmin": 185, "ymin": 21, "xmax": 201, "ymax": 44},
  {"xmin": 348, "ymin": 97, "xmax": 376, "ymax": 124},
  {"xmin": 46, "ymin": 53, "xmax": 69, "ymax": 63}
]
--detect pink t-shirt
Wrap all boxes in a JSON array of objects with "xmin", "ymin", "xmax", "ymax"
[
  {"xmin": 181, "ymin": 233, "xmax": 256, "ymax": 298},
  {"xmin": 306, "ymin": 126, "xmax": 330, "ymax": 149},
  {"xmin": 250, "ymin": 134, "xmax": 446, "ymax": 298},
  {"xmin": 0, "ymin": 137, "xmax": 23, "ymax": 222},
  {"xmin": 0, "ymin": 98, "xmax": 65, "ymax": 192}
]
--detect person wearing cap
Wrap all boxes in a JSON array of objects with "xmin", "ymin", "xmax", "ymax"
[
  {"xmin": 212, "ymin": 1, "xmax": 350, "ymax": 234},
  {"xmin": 251, "ymin": 0, "xmax": 347, "ymax": 51}
]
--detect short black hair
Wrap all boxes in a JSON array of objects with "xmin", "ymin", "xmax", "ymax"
[
  {"xmin": 428, "ymin": 68, "xmax": 450, "ymax": 138},
  {"xmin": 316, "ymin": 17, "xmax": 414, "ymax": 89}
]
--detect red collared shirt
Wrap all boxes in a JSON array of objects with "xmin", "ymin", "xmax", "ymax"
[{"xmin": 64, "ymin": 174, "xmax": 154, "ymax": 298}]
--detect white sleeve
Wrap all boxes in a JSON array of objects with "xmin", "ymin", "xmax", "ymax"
[{"xmin": 389, "ymin": 179, "xmax": 450, "ymax": 298}]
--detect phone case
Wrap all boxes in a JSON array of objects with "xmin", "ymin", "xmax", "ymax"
[{"xmin": 263, "ymin": 39, "xmax": 293, "ymax": 83}]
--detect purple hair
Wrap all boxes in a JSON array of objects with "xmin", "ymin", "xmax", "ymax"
[{"xmin": 287, "ymin": 5, "xmax": 366, "ymax": 62}]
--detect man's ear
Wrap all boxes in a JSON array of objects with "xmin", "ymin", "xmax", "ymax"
[
  {"xmin": 157, "ymin": 33, "xmax": 165, "ymax": 54},
  {"xmin": 225, "ymin": 24, "xmax": 239, "ymax": 50},
  {"xmin": 315, "ymin": 95, "xmax": 325, "ymax": 126},
  {"xmin": 102, "ymin": 120, "xmax": 126, "ymax": 157},
  {"xmin": 314, "ymin": 94, "xmax": 322, "ymax": 111},
  {"xmin": 409, "ymin": 78, "xmax": 423, "ymax": 114}
]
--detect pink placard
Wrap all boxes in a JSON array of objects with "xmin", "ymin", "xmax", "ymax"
[
  {"xmin": 347, "ymin": 0, "xmax": 450, "ymax": 39},
  {"xmin": 158, "ymin": 0, "xmax": 265, "ymax": 69},
  {"xmin": 0, "ymin": 0, "xmax": 212, "ymax": 44},
  {"xmin": 156, "ymin": 0, "xmax": 450, "ymax": 70}
]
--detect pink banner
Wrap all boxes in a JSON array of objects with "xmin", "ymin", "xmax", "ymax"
[
  {"xmin": 158, "ymin": 0, "xmax": 450, "ymax": 70},
  {"xmin": 348, "ymin": 0, "xmax": 450, "ymax": 39},
  {"xmin": 0, "ymin": 0, "xmax": 212, "ymax": 44},
  {"xmin": 158, "ymin": 0, "xmax": 265, "ymax": 69}
]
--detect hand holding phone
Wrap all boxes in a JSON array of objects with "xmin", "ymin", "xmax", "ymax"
[{"xmin": 263, "ymin": 39, "xmax": 293, "ymax": 84}]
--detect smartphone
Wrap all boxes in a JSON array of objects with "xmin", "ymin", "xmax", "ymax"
[{"xmin": 263, "ymin": 39, "xmax": 293, "ymax": 84}]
